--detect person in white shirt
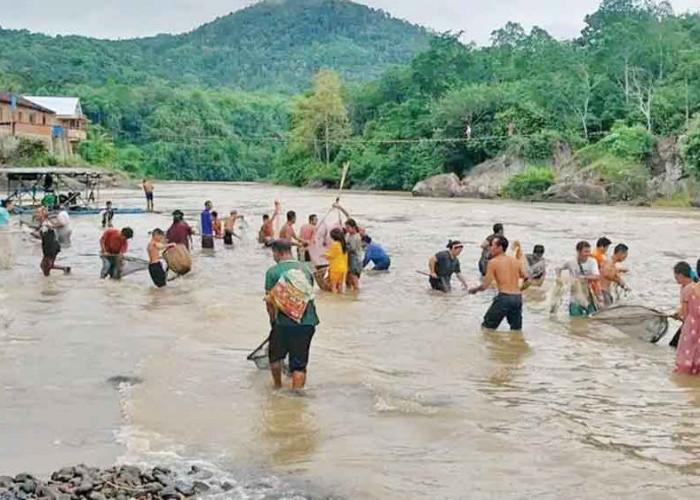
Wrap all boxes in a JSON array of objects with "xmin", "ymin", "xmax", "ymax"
[
  {"xmin": 53, "ymin": 210, "xmax": 73, "ymax": 248},
  {"xmin": 556, "ymin": 241, "xmax": 601, "ymax": 317}
]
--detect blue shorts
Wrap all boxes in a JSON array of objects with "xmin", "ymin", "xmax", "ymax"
[
  {"xmin": 372, "ymin": 259, "xmax": 391, "ymax": 271},
  {"xmin": 145, "ymin": 192, "xmax": 154, "ymax": 201}
]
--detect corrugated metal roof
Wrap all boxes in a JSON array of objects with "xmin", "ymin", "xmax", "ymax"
[
  {"xmin": 23, "ymin": 96, "xmax": 83, "ymax": 118},
  {"xmin": 0, "ymin": 167, "xmax": 102, "ymax": 176},
  {"xmin": 0, "ymin": 92, "xmax": 56, "ymax": 114}
]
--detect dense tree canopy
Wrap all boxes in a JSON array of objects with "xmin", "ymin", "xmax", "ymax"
[
  {"xmin": 2, "ymin": 0, "xmax": 700, "ymax": 191},
  {"xmin": 0, "ymin": 0, "xmax": 429, "ymax": 92}
]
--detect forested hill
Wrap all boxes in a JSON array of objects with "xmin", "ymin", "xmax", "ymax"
[{"xmin": 0, "ymin": 0, "xmax": 431, "ymax": 92}]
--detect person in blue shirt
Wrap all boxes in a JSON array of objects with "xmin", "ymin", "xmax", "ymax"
[
  {"xmin": 362, "ymin": 235, "xmax": 391, "ymax": 271},
  {"xmin": 0, "ymin": 199, "xmax": 13, "ymax": 227},
  {"xmin": 200, "ymin": 200, "xmax": 214, "ymax": 249}
]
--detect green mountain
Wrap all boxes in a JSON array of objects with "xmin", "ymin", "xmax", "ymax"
[{"xmin": 0, "ymin": 0, "xmax": 431, "ymax": 92}]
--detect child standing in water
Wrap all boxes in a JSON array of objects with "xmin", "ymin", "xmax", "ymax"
[
  {"xmin": 326, "ymin": 228, "xmax": 348, "ymax": 294},
  {"xmin": 147, "ymin": 228, "xmax": 174, "ymax": 288}
]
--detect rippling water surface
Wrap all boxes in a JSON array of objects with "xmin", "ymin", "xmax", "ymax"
[{"xmin": 2, "ymin": 182, "xmax": 700, "ymax": 499}]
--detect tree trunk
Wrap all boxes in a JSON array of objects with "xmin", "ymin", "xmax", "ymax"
[
  {"xmin": 325, "ymin": 116, "xmax": 330, "ymax": 168},
  {"xmin": 686, "ymin": 76, "xmax": 690, "ymax": 129},
  {"xmin": 624, "ymin": 57, "xmax": 630, "ymax": 106}
]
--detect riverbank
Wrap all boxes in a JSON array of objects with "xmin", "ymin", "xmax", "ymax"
[{"xmin": 0, "ymin": 465, "xmax": 224, "ymax": 500}]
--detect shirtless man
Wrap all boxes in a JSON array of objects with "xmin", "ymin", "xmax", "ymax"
[
  {"xmin": 258, "ymin": 201, "xmax": 280, "ymax": 246},
  {"xmin": 279, "ymin": 210, "xmax": 307, "ymax": 248},
  {"xmin": 147, "ymin": 228, "xmax": 175, "ymax": 288},
  {"xmin": 469, "ymin": 235, "xmax": 527, "ymax": 331},
  {"xmin": 142, "ymin": 179, "xmax": 154, "ymax": 212},
  {"xmin": 600, "ymin": 243, "xmax": 630, "ymax": 306},
  {"xmin": 298, "ymin": 214, "xmax": 318, "ymax": 261},
  {"xmin": 224, "ymin": 210, "xmax": 243, "ymax": 246}
]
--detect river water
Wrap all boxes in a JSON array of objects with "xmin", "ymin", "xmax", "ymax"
[{"xmin": 2, "ymin": 182, "xmax": 700, "ymax": 499}]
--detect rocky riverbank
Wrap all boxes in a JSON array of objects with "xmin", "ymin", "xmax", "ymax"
[
  {"xmin": 0, "ymin": 465, "xmax": 231, "ymax": 500},
  {"xmin": 411, "ymin": 138, "xmax": 694, "ymax": 206}
]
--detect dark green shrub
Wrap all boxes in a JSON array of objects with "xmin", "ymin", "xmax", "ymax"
[{"xmin": 503, "ymin": 167, "xmax": 555, "ymax": 199}]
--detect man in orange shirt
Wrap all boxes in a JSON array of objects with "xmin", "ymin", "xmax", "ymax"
[{"xmin": 591, "ymin": 237, "xmax": 611, "ymax": 269}]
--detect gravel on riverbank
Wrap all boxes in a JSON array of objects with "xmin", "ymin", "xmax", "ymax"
[{"xmin": 0, "ymin": 464, "xmax": 232, "ymax": 500}]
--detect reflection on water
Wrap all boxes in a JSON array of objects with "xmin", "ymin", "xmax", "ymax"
[
  {"xmin": 260, "ymin": 392, "xmax": 319, "ymax": 467},
  {"xmin": 3, "ymin": 182, "xmax": 700, "ymax": 498},
  {"xmin": 484, "ymin": 332, "xmax": 531, "ymax": 387}
]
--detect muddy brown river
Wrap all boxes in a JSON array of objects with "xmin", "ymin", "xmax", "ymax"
[{"xmin": 2, "ymin": 182, "xmax": 700, "ymax": 499}]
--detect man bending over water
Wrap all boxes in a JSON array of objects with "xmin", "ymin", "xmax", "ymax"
[{"xmin": 470, "ymin": 236, "xmax": 527, "ymax": 331}]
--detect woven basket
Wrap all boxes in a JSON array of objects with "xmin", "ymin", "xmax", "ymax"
[{"xmin": 164, "ymin": 244, "xmax": 191, "ymax": 275}]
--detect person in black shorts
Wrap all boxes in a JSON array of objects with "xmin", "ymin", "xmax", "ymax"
[
  {"xmin": 264, "ymin": 240, "xmax": 320, "ymax": 390},
  {"xmin": 147, "ymin": 228, "xmax": 174, "ymax": 288},
  {"xmin": 428, "ymin": 240, "xmax": 469, "ymax": 292},
  {"xmin": 469, "ymin": 236, "xmax": 527, "ymax": 331}
]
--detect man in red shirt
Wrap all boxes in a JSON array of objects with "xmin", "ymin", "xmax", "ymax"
[{"xmin": 100, "ymin": 227, "xmax": 133, "ymax": 279}]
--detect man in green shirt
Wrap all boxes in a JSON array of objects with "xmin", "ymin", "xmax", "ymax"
[{"xmin": 265, "ymin": 240, "xmax": 319, "ymax": 390}]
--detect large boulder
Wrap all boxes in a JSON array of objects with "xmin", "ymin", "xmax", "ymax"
[
  {"xmin": 647, "ymin": 137, "xmax": 684, "ymax": 198},
  {"xmin": 456, "ymin": 156, "xmax": 526, "ymax": 199},
  {"xmin": 411, "ymin": 173, "xmax": 461, "ymax": 198},
  {"xmin": 543, "ymin": 182, "xmax": 608, "ymax": 204}
]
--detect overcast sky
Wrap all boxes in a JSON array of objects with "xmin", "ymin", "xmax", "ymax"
[{"xmin": 0, "ymin": 0, "xmax": 698, "ymax": 45}]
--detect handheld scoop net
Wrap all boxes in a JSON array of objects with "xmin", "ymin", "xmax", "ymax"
[
  {"xmin": 120, "ymin": 256, "xmax": 150, "ymax": 277},
  {"xmin": 589, "ymin": 305, "xmax": 671, "ymax": 343},
  {"xmin": 247, "ymin": 338, "xmax": 270, "ymax": 370}
]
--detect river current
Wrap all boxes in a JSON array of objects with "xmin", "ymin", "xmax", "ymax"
[{"xmin": 2, "ymin": 182, "xmax": 700, "ymax": 499}]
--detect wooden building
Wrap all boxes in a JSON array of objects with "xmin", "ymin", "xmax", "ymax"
[
  {"xmin": 24, "ymin": 96, "xmax": 88, "ymax": 154},
  {"xmin": 0, "ymin": 92, "xmax": 56, "ymax": 143}
]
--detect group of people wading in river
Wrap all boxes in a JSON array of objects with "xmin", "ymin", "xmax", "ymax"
[
  {"xmin": 425, "ymin": 222, "xmax": 699, "ymax": 378},
  {"xmin": 2, "ymin": 191, "xmax": 700, "ymax": 387}
]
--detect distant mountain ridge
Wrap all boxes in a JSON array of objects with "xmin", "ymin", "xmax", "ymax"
[{"xmin": 0, "ymin": 0, "xmax": 431, "ymax": 92}]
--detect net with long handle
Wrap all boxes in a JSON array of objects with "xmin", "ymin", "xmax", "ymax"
[
  {"xmin": 247, "ymin": 335, "xmax": 290, "ymax": 373},
  {"xmin": 589, "ymin": 305, "xmax": 671, "ymax": 343},
  {"xmin": 247, "ymin": 338, "xmax": 270, "ymax": 370}
]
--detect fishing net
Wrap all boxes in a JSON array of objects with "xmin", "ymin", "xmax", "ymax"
[
  {"xmin": 163, "ymin": 244, "xmax": 191, "ymax": 275},
  {"xmin": 247, "ymin": 338, "xmax": 290, "ymax": 373},
  {"xmin": 0, "ymin": 229, "xmax": 19, "ymax": 270},
  {"xmin": 589, "ymin": 305, "xmax": 670, "ymax": 343},
  {"xmin": 247, "ymin": 340, "xmax": 270, "ymax": 370},
  {"xmin": 121, "ymin": 256, "xmax": 150, "ymax": 277},
  {"xmin": 308, "ymin": 207, "xmax": 346, "ymax": 266}
]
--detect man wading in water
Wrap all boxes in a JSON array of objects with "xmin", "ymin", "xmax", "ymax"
[
  {"xmin": 142, "ymin": 179, "xmax": 154, "ymax": 213},
  {"xmin": 200, "ymin": 201, "xmax": 214, "ymax": 250},
  {"xmin": 470, "ymin": 236, "xmax": 527, "ymax": 331},
  {"xmin": 428, "ymin": 240, "xmax": 468, "ymax": 293},
  {"xmin": 265, "ymin": 240, "xmax": 319, "ymax": 390},
  {"xmin": 479, "ymin": 223, "xmax": 504, "ymax": 277}
]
